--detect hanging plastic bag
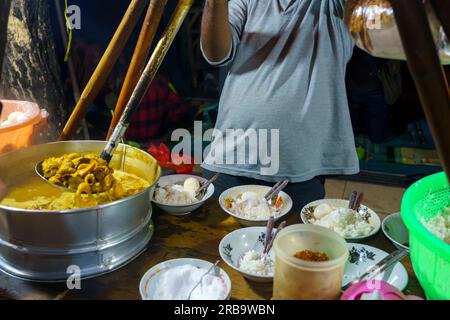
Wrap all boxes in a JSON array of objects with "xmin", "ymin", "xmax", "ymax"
[{"xmin": 344, "ymin": 0, "xmax": 450, "ymax": 64}]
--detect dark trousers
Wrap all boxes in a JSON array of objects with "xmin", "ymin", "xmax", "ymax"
[{"xmin": 202, "ymin": 169, "xmax": 326, "ymax": 211}]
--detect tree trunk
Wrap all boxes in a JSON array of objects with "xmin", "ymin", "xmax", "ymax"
[
  {"xmin": 0, "ymin": 0, "xmax": 66, "ymax": 139},
  {"xmin": 0, "ymin": 0, "xmax": 11, "ymax": 83}
]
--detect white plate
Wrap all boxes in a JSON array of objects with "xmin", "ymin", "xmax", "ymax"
[
  {"xmin": 139, "ymin": 258, "xmax": 231, "ymax": 300},
  {"xmin": 300, "ymin": 199, "xmax": 381, "ymax": 241},
  {"xmin": 343, "ymin": 243, "xmax": 408, "ymax": 291},
  {"xmin": 219, "ymin": 227, "xmax": 275, "ymax": 283},
  {"xmin": 152, "ymin": 174, "xmax": 214, "ymax": 215},
  {"xmin": 219, "ymin": 185, "xmax": 293, "ymax": 227},
  {"xmin": 382, "ymin": 212, "xmax": 409, "ymax": 250}
]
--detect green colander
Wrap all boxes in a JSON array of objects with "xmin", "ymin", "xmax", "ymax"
[{"xmin": 401, "ymin": 172, "xmax": 450, "ymax": 300}]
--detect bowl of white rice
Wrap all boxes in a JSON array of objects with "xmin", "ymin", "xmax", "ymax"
[
  {"xmin": 139, "ymin": 258, "xmax": 231, "ymax": 300},
  {"xmin": 152, "ymin": 174, "xmax": 214, "ymax": 215},
  {"xmin": 219, "ymin": 185, "xmax": 292, "ymax": 226},
  {"xmin": 301, "ymin": 199, "xmax": 381, "ymax": 241},
  {"xmin": 219, "ymin": 227, "xmax": 276, "ymax": 282}
]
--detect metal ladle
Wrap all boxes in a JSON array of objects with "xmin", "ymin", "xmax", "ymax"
[{"xmin": 35, "ymin": 1, "xmax": 193, "ymax": 191}]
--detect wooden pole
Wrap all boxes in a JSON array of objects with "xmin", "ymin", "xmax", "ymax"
[
  {"xmin": 59, "ymin": 0, "xmax": 148, "ymax": 141},
  {"xmin": 102, "ymin": 0, "xmax": 194, "ymax": 162},
  {"xmin": 391, "ymin": 0, "xmax": 450, "ymax": 180},
  {"xmin": 0, "ymin": 0, "xmax": 11, "ymax": 84},
  {"xmin": 107, "ymin": 0, "xmax": 168, "ymax": 140}
]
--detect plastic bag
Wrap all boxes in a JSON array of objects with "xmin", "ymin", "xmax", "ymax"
[{"xmin": 344, "ymin": 0, "xmax": 450, "ymax": 64}]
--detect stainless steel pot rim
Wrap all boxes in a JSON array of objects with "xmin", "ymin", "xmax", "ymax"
[
  {"xmin": 0, "ymin": 140, "xmax": 161, "ymax": 215},
  {"xmin": 0, "ymin": 209, "xmax": 153, "ymax": 255}
]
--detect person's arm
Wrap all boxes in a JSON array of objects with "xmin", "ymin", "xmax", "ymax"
[
  {"xmin": 201, "ymin": 0, "xmax": 232, "ymax": 63},
  {"xmin": 201, "ymin": 0, "xmax": 247, "ymax": 66}
]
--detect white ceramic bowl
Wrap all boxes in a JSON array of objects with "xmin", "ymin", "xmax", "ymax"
[
  {"xmin": 219, "ymin": 227, "xmax": 276, "ymax": 283},
  {"xmin": 219, "ymin": 185, "xmax": 293, "ymax": 227},
  {"xmin": 139, "ymin": 258, "xmax": 232, "ymax": 300},
  {"xmin": 300, "ymin": 199, "xmax": 381, "ymax": 241},
  {"xmin": 343, "ymin": 243, "xmax": 409, "ymax": 291},
  {"xmin": 382, "ymin": 212, "xmax": 409, "ymax": 250},
  {"xmin": 152, "ymin": 174, "xmax": 214, "ymax": 215}
]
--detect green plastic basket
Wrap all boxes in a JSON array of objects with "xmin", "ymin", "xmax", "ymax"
[{"xmin": 401, "ymin": 172, "xmax": 450, "ymax": 300}]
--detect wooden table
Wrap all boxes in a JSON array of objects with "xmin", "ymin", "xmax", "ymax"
[{"xmin": 0, "ymin": 200, "xmax": 425, "ymax": 300}]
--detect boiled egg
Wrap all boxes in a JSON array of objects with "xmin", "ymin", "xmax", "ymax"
[
  {"xmin": 241, "ymin": 191, "xmax": 259, "ymax": 206},
  {"xmin": 183, "ymin": 177, "xmax": 200, "ymax": 193},
  {"xmin": 313, "ymin": 203, "xmax": 333, "ymax": 220}
]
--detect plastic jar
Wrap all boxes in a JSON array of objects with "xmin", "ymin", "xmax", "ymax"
[
  {"xmin": 0, "ymin": 100, "xmax": 47, "ymax": 155},
  {"xmin": 273, "ymin": 224, "xmax": 349, "ymax": 300}
]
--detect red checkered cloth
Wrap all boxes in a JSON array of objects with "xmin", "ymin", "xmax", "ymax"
[{"xmin": 125, "ymin": 76, "xmax": 193, "ymax": 143}]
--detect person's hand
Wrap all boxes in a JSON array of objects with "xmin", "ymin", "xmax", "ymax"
[{"xmin": 0, "ymin": 181, "xmax": 7, "ymax": 200}]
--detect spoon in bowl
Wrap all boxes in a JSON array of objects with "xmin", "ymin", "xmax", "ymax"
[
  {"xmin": 265, "ymin": 179, "xmax": 289, "ymax": 208},
  {"xmin": 261, "ymin": 221, "xmax": 287, "ymax": 261},
  {"xmin": 187, "ymin": 260, "xmax": 221, "ymax": 300}
]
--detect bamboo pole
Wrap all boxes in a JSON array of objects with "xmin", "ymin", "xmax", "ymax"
[
  {"xmin": 54, "ymin": 0, "xmax": 90, "ymax": 140},
  {"xmin": 0, "ymin": 0, "xmax": 11, "ymax": 84},
  {"xmin": 391, "ymin": 0, "xmax": 450, "ymax": 180},
  {"xmin": 102, "ymin": 0, "xmax": 194, "ymax": 162},
  {"xmin": 107, "ymin": 0, "xmax": 168, "ymax": 140},
  {"xmin": 59, "ymin": 0, "xmax": 148, "ymax": 141}
]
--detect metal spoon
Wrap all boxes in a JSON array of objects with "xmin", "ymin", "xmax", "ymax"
[
  {"xmin": 342, "ymin": 248, "xmax": 409, "ymax": 291},
  {"xmin": 187, "ymin": 260, "xmax": 221, "ymax": 300},
  {"xmin": 195, "ymin": 173, "xmax": 220, "ymax": 200},
  {"xmin": 264, "ymin": 180, "xmax": 283, "ymax": 200},
  {"xmin": 266, "ymin": 179, "xmax": 289, "ymax": 207},
  {"xmin": 236, "ymin": 218, "xmax": 276, "ymax": 268},
  {"xmin": 262, "ymin": 221, "xmax": 287, "ymax": 261}
]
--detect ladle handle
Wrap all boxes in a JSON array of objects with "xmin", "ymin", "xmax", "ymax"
[{"xmin": 100, "ymin": 0, "xmax": 194, "ymax": 163}]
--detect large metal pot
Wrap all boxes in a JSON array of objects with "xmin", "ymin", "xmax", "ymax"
[{"xmin": 0, "ymin": 141, "xmax": 161, "ymax": 282}]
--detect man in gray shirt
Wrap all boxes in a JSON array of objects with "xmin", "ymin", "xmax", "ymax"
[{"xmin": 201, "ymin": 0, "xmax": 358, "ymax": 207}]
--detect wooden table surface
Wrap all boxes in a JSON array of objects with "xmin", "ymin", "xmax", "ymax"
[{"xmin": 0, "ymin": 200, "xmax": 425, "ymax": 300}]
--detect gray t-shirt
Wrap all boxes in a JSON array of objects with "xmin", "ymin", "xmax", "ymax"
[{"xmin": 202, "ymin": 0, "xmax": 359, "ymax": 182}]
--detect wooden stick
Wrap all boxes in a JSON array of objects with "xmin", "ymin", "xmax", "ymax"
[
  {"xmin": 0, "ymin": 0, "xmax": 11, "ymax": 84},
  {"xmin": 391, "ymin": 0, "xmax": 450, "ymax": 181},
  {"xmin": 59, "ymin": 0, "xmax": 148, "ymax": 141},
  {"xmin": 107, "ymin": 0, "xmax": 168, "ymax": 140},
  {"xmin": 101, "ymin": 0, "xmax": 194, "ymax": 162}
]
